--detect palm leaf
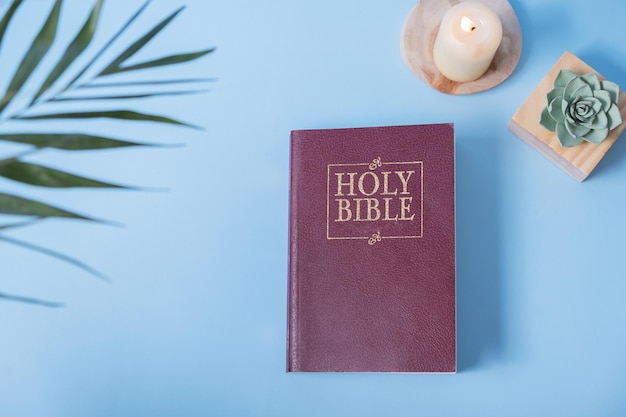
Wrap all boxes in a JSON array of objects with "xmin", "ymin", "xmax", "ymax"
[
  {"xmin": 0, "ymin": 0, "xmax": 213, "ymax": 304},
  {"xmin": 49, "ymin": 90, "xmax": 206, "ymax": 102},
  {"xmin": 81, "ymin": 78, "xmax": 217, "ymax": 88},
  {"xmin": 17, "ymin": 110, "xmax": 201, "ymax": 129},
  {"xmin": 0, "ymin": 0, "xmax": 24, "ymax": 55},
  {"xmin": 105, "ymin": 48, "xmax": 215, "ymax": 75},
  {"xmin": 0, "ymin": 159, "xmax": 129, "ymax": 188},
  {"xmin": 0, "ymin": 234, "xmax": 106, "ymax": 280},
  {"xmin": 0, "ymin": 0, "xmax": 62, "ymax": 114},
  {"xmin": 0, "ymin": 291, "xmax": 64, "ymax": 307},
  {"xmin": 31, "ymin": 0, "xmax": 103, "ymax": 103},
  {"xmin": 98, "ymin": 6, "xmax": 184, "ymax": 76},
  {"xmin": 0, "ymin": 192, "xmax": 95, "ymax": 221},
  {"xmin": 0, "ymin": 219, "xmax": 37, "ymax": 230},
  {"xmin": 63, "ymin": 0, "xmax": 151, "ymax": 89},
  {"xmin": 0, "ymin": 133, "xmax": 149, "ymax": 150}
]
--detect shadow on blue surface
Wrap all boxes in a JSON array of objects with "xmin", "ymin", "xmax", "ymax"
[
  {"xmin": 578, "ymin": 49, "xmax": 626, "ymax": 181},
  {"xmin": 507, "ymin": 0, "xmax": 531, "ymax": 73},
  {"xmin": 508, "ymin": 0, "xmax": 571, "ymax": 71},
  {"xmin": 455, "ymin": 138, "xmax": 503, "ymax": 372},
  {"xmin": 580, "ymin": 48, "xmax": 626, "ymax": 88}
]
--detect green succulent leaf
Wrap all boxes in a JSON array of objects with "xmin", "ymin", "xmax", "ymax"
[
  {"xmin": 32, "ymin": 0, "xmax": 103, "ymax": 103},
  {"xmin": 0, "ymin": 0, "xmax": 24, "ymax": 55},
  {"xmin": 583, "ymin": 127, "xmax": 609, "ymax": 144},
  {"xmin": 99, "ymin": 6, "xmax": 184, "ymax": 76},
  {"xmin": 588, "ymin": 97, "xmax": 603, "ymax": 114},
  {"xmin": 16, "ymin": 110, "xmax": 201, "ymax": 129},
  {"xmin": 546, "ymin": 87, "xmax": 564, "ymax": 105},
  {"xmin": 571, "ymin": 84, "xmax": 593, "ymax": 100},
  {"xmin": 105, "ymin": 48, "xmax": 215, "ymax": 75},
  {"xmin": 548, "ymin": 97, "xmax": 566, "ymax": 123},
  {"xmin": 570, "ymin": 97, "xmax": 601, "ymax": 121},
  {"xmin": 0, "ymin": 0, "xmax": 62, "ymax": 114},
  {"xmin": 565, "ymin": 120, "xmax": 590, "ymax": 138},
  {"xmin": 573, "ymin": 100, "xmax": 594, "ymax": 119},
  {"xmin": 582, "ymin": 73, "xmax": 601, "ymax": 90},
  {"xmin": 591, "ymin": 90, "xmax": 611, "ymax": 112},
  {"xmin": 0, "ymin": 192, "xmax": 94, "ymax": 221},
  {"xmin": 0, "ymin": 133, "xmax": 148, "ymax": 150},
  {"xmin": 0, "ymin": 159, "xmax": 128, "ymax": 188},
  {"xmin": 563, "ymin": 77, "xmax": 588, "ymax": 99},
  {"xmin": 601, "ymin": 80, "xmax": 620, "ymax": 104},
  {"xmin": 607, "ymin": 104, "xmax": 623, "ymax": 130},
  {"xmin": 540, "ymin": 107, "xmax": 557, "ymax": 131},
  {"xmin": 556, "ymin": 122, "xmax": 583, "ymax": 147},
  {"xmin": 583, "ymin": 111, "xmax": 608, "ymax": 129},
  {"xmin": 554, "ymin": 70, "xmax": 578, "ymax": 88}
]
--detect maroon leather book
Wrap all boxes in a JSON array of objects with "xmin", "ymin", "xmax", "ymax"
[{"xmin": 288, "ymin": 124, "xmax": 456, "ymax": 373}]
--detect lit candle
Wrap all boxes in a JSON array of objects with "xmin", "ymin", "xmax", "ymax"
[{"xmin": 433, "ymin": 1, "xmax": 502, "ymax": 83}]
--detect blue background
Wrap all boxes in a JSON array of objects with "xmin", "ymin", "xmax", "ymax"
[{"xmin": 1, "ymin": 0, "xmax": 626, "ymax": 415}]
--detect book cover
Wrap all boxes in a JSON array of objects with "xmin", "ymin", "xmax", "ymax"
[{"xmin": 288, "ymin": 124, "xmax": 456, "ymax": 373}]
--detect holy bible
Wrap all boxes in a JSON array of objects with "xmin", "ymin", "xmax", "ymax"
[{"xmin": 288, "ymin": 124, "xmax": 456, "ymax": 373}]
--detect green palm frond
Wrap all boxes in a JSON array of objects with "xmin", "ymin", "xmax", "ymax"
[
  {"xmin": 0, "ymin": 133, "xmax": 150, "ymax": 150},
  {"xmin": 82, "ymin": 78, "xmax": 217, "ymax": 88},
  {"xmin": 62, "ymin": 0, "xmax": 150, "ymax": 90},
  {"xmin": 31, "ymin": 0, "xmax": 103, "ymax": 103},
  {"xmin": 0, "ymin": 0, "xmax": 214, "ymax": 306},
  {"xmin": 0, "ymin": 159, "xmax": 132, "ymax": 189},
  {"xmin": 98, "ymin": 6, "xmax": 184, "ymax": 74},
  {"xmin": 0, "ymin": 192, "xmax": 97, "ymax": 221},
  {"xmin": 48, "ymin": 89, "xmax": 208, "ymax": 102},
  {"xmin": 0, "ymin": 0, "xmax": 62, "ymax": 114},
  {"xmin": 106, "ymin": 48, "xmax": 215, "ymax": 74},
  {"xmin": 0, "ymin": 0, "xmax": 24, "ymax": 56},
  {"xmin": 15, "ymin": 109, "xmax": 202, "ymax": 129}
]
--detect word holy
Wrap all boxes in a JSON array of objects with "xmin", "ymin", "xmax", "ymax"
[{"xmin": 334, "ymin": 170, "xmax": 416, "ymax": 222}]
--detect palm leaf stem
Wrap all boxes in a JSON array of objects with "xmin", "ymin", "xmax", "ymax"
[
  {"xmin": 0, "ymin": 291, "xmax": 64, "ymax": 307},
  {"xmin": 77, "ymin": 78, "xmax": 217, "ymax": 89},
  {"xmin": 0, "ymin": 219, "xmax": 38, "ymax": 231},
  {"xmin": 0, "ymin": 234, "xmax": 107, "ymax": 280}
]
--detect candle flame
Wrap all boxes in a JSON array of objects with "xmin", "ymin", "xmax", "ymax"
[{"xmin": 460, "ymin": 16, "xmax": 476, "ymax": 33}]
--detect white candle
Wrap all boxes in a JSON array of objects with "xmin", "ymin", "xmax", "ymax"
[{"xmin": 433, "ymin": 1, "xmax": 502, "ymax": 83}]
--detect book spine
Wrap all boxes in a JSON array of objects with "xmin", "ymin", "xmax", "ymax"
[{"xmin": 287, "ymin": 131, "xmax": 300, "ymax": 372}]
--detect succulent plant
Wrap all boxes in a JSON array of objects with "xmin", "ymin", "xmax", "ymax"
[{"xmin": 540, "ymin": 70, "xmax": 622, "ymax": 147}]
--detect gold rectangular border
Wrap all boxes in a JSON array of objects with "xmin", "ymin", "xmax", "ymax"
[{"xmin": 326, "ymin": 161, "xmax": 424, "ymax": 240}]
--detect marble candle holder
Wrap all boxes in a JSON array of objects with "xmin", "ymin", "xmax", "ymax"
[{"xmin": 400, "ymin": 0, "xmax": 522, "ymax": 95}]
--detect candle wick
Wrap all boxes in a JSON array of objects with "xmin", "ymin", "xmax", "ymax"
[{"xmin": 460, "ymin": 16, "xmax": 478, "ymax": 33}]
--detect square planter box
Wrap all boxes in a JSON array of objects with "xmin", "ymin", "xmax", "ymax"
[{"xmin": 509, "ymin": 51, "xmax": 626, "ymax": 182}]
